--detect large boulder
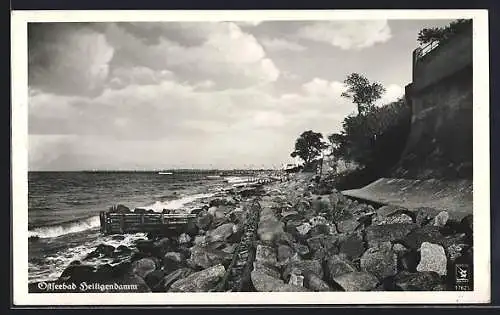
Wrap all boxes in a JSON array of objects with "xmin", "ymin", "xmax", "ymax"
[
  {"xmin": 336, "ymin": 219, "xmax": 359, "ymax": 234},
  {"xmin": 251, "ymin": 270, "xmax": 310, "ymax": 292},
  {"xmin": 283, "ymin": 259, "xmax": 323, "ymax": 281},
  {"xmin": 59, "ymin": 264, "xmax": 96, "ymax": 282},
  {"xmin": 196, "ymin": 211, "xmax": 213, "ymax": 230},
  {"xmin": 306, "ymin": 235, "xmax": 326, "ymax": 252},
  {"xmin": 253, "ymin": 261, "xmax": 281, "ymax": 279},
  {"xmin": 333, "ymin": 272, "xmax": 379, "ymax": 291},
  {"xmin": 132, "ymin": 258, "xmax": 157, "ymax": 279},
  {"xmin": 169, "ymin": 264, "xmax": 226, "ymax": 292},
  {"xmin": 415, "ymin": 207, "xmax": 442, "ymax": 226},
  {"xmin": 302, "ymin": 269, "xmax": 332, "ymax": 291},
  {"xmin": 416, "ymin": 242, "xmax": 447, "ymax": 276},
  {"xmin": 277, "ymin": 244, "xmax": 295, "ymax": 264},
  {"xmin": 433, "ymin": 211, "xmax": 450, "ymax": 227},
  {"xmin": 187, "ymin": 245, "xmax": 233, "ymax": 269},
  {"xmin": 360, "ymin": 247, "xmax": 398, "ymax": 280},
  {"xmin": 403, "ymin": 226, "xmax": 444, "ymax": 250},
  {"xmin": 163, "ymin": 268, "xmax": 194, "ymax": 291},
  {"xmin": 206, "ymin": 223, "xmax": 236, "ymax": 243},
  {"xmin": 144, "ymin": 270, "xmax": 167, "ymax": 291},
  {"xmin": 326, "ymin": 254, "xmax": 357, "ymax": 281},
  {"xmin": 163, "ymin": 252, "xmax": 184, "ymax": 272},
  {"xmin": 255, "ymin": 244, "xmax": 278, "ymax": 267},
  {"xmin": 394, "ymin": 271, "xmax": 443, "ymax": 291},
  {"xmin": 365, "ymin": 224, "xmax": 418, "ymax": 249},
  {"xmin": 338, "ymin": 232, "xmax": 365, "ymax": 260}
]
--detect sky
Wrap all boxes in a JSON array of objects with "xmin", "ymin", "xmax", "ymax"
[{"xmin": 27, "ymin": 18, "xmax": 454, "ymax": 171}]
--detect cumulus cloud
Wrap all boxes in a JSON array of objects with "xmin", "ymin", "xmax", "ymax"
[
  {"xmin": 29, "ymin": 23, "xmax": 114, "ymax": 96},
  {"xmin": 297, "ymin": 20, "xmax": 392, "ymax": 50},
  {"xmin": 260, "ymin": 38, "xmax": 307, "ymax": 52}
]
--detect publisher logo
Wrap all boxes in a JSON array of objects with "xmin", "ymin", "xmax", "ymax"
[{"xmin": 455, "ymin": 264, "xmax": 471, "ymax": 291}]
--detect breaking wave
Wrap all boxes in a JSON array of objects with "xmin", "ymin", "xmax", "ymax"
[
  {"xmin": 28, "ymin": 216, "xmax": 101, "ymax": 239},
  {"xmin": 139, "ymin": 192, "xmax": 215, "ymax": 212}
]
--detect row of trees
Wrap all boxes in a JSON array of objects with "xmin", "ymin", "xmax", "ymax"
[
  {"xmin": 290, "ymin": 19, "xmax": 469, "ymax": 176},
  {"xmin": 290, "ymin": 72, "xmax": 410, "ymax": 175}
]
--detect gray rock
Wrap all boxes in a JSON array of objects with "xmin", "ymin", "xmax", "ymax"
[
  {"xmin": 302, "ymin": 269, "xmax": 332, "ymax": 291},
  {"xmin": 378, "ymin": 213, "xmax": 414, "ymax": 225},
  {"xmin": 169, "ymin": 264, "xmax": 225, "ymax": 292},
  {"xmin": 416, "ymin": 242, "xmax": 447, "ymax": 276},
  {"xmin": 187, "ymin": 245, "xmax": 233, "ymax": 269},
  {"xmin": 296, "ymin": 223, "xmax": 312, "ymax": 236},
  {"xmin": 338, "ymin": 232, "xmax": 365, "ymax": 260},
  {"xmin": 178, "ymin": 233, "xmax": 191, "ymax": 245},
  {"xmin": 360, "ymin": 247, "xmax": 397, "ymax": 280},
  {"xmin": 196, "ymin": 211, "xmax": 213, "ymax": 230},
  {"xmin": 253, "ymin": 261, "xmax": 281, "ymax": 278},
  {"xmin": 132, "ymin": 258, "xmax": 157, "ymax": 279},
  {"xmin": 163, "ymin": 268, "xmax": 193, "ymax": 291},
  {"xmin": 403, "ymin": 226, "xmax": 443, "ymax": 250},
  {"xmin": 289, "ymin": 272, "xmax": 305, "ymax": 287},
  {"xmin": 258, "ymin": 219, "xmax": 285, "ymax": 243},
  {"xmin": 326, "ymin": 254, "xmax": 357, "ymax": 281},
  {"xmin": 309, "ymin": 216, "xmax": 328, "ymax": 227},
  {"xmin": 255, "ymin": 244, "xmax": 277, "ymax": 267},
  {"xmin": 415, "ymin": 207, "xmax": 441, "ymax": 226},
  {"xmin": 433, "ymin": 211, "xmax": 450, "ymax": 227},
  {"xmin": 306, "ymin": 235, "xmax": 326, "ymax": 252},
  {"xmin": 206, "ymin": 223, "xmax": 235, "ymax": 242},
  {"xmin": 394, "ymin": 271, "xmax": 443, "ymax": 291},
  {"xmin": 365, "ymin": 224, "xmax": 418, "ymax": 248},
  {"xmin": 163, "ymin": 252, "xmax": 184, "ymax": 272},
  {"xmin": 251, "ymin": 270, "xmax": 310, "ymax": 292},
  {"xmin": 284, "ymin": 259, "xmax": 324, "ymax": 281},
  {"xmin": 333, "ymin": 272, "xmax": 379, "ymax": 291},
  {"xmin": 277, "ymin": 244, "xmax": 295, "ymax": 263},
  {"xmin": 336, "ymin": 219, "xmax": 359, "ymax": 234}
]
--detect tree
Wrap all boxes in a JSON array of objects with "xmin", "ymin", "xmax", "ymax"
[
  {"xmin": 291, "ymin": 130, "xmax": 328, "ymax": 166},
  {"xmin": 341, "ymin": 73, "xmax": 386, "ymax": 116},
  {"xmin": 417, "ymin": 19, "xmax": 472, "ymax": 45}
]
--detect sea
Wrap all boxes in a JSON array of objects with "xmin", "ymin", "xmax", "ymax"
[{"xmin": 27, "ymin": 171, "xmax": 257, "ymax": 283}]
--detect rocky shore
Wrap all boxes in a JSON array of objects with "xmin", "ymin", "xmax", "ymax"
[{"xmin": 29, "ymin": 173, "xmax": 473, "ymax": 293}]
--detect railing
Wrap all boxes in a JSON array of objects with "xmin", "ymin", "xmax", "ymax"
[
  {"xmin": 417, "ymin": 40, "xmax": 440, "ymax": 60},
  {"xmin": 99, "ymin": 212, "xmax": 196, "ymax": 234}
]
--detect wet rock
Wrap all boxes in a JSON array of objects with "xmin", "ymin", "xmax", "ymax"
[
  {"xmin": 394, "ymin": 271, "xmax": 443, "ymax": 291},
  {"xmin": 163, "ymin": 252, "xmax": 184, "ymax": 272},
  {"xmin": 375, "ymin": 205, "xmax": 408, "ymax": 219},
  {"xmin": 251, "ymin": 270, "xmax": 309, "ymax": 292},
  {"xmin": 118, "ymin": 274, "xmax": 152, "ymax": 292},
  {"xmin": 112, "ymin": 235, "xmax": 125, "ymax": 241},
  {"xmin": 326, "ymin": 254, "xmax": 357, "ymax": 281},
  {"xmin": 187, "ymin": 245, "xmax": 232, "ymax": 269},
  {"xmin": 333, "ymin": 272, "xmax": 379, "ymax": 291},
  {"xmin": 416, "ymin": 242, "xmax": 447, "ymax": 276},
  {"xmin": 365, "ymin": 224, "xmax": 418, "ymax": 248},
  {"xmin": 336, "ymin": 219, "xmax": 359, "ymax": 234},
  {"xmin": 193, "ymin": 235, "xmax": 206, "ymax": 245},
  {"xmin": 132, "ymin": 258, "xmax": 157, "ymax": 279},
  {"xmin": 255, "ymin": 244, "xmax": 277, "ymax": 267},
  {"xmin": 283, "ymin": 259, "xmax": 323, "ymax": 281},
  {"xmin": 169, "ymin": 264, "xmax": 225, "ymax": 292},
  {"xmin": 277, "ymin": 244, "xmax": 295, "ymax": 263},
  {"xmin": 403, "ymin": 226, "xmax": 443, "ymax": 250},
  {"xmin": 434, "ymin": 211, "xmax": 450, "ymax": 227},
  {"xmin": 311, "ymin": 198, "xmax": 332, "ymax": 214},
  {"xmin": 196, "ymin": 211, "xmax": 213, "ymax": 230},
  {"xmin": 135, "ymin": 239, "xmax": 156, "ymax": 255},
  {"xmin": 338, "ymin": 232, "xmax": 365, "ymax": 260},
  {"xmin": 222, "ymin": 243, "xmax": 238, "ymax": 254},
  {"xmin": 163, "ymin": 268, "xmax": 194, "ymax": 291},
  {"xmin": 360, "ymin": 247, "xmax": 397, "ymax": 280},
  {"xmin": 144, "ymin": 270, "xmax": 166, "ymax": 291},
  {"xmin": 206, "ymin": 223, "xmax": 235, "ymax": 243}
]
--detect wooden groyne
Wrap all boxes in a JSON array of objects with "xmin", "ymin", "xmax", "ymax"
[{"xmin": 99, "ymin": 212, "xmax": 196, "ymax": 235}]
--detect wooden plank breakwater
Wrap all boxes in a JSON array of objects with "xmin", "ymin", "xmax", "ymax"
[{"xmin": 99, "ymin": 212, "xmax": 197, "ymax": 235}]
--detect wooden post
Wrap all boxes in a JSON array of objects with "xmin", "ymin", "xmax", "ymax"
[
  {"xmin": 120, "ymin": 214, "xmax": 125, "ymax": 234},
  {"xmin": 141, "ymin": 213, "xmax": 145, "ymax": 225},
  {"xmin": 161, "ymin": 213, "xmax": 164, "ymax": 224}
]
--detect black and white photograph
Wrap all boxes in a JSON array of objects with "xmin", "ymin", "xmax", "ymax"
[{"xmin": 11, "ymin": 9, "xmax": 490, "ymax": 305}]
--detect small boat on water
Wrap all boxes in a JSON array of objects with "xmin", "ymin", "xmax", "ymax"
[{"xmin": 158, "ymin": 172, "xmax": 173, "ymax": 175}]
